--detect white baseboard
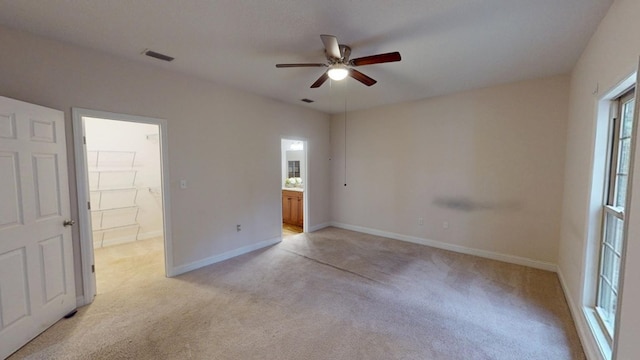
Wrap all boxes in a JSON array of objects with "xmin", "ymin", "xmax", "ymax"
[
  {"xmin": 137, "ymin": 230, "xmax": 164, "ymax": 241},
  {"xmin": 308, "ymin": 222, "xmax": 331, "ymax": 232},
  {"xmin": 329, "ymin": 222, "xmax": 557, "ymax": 272},
  {"xmin": 171, "ymin": 236, "xmax": 282, "ymax": 276},
  {"xmin": 557, "ymin": 270, "xmax": 608, "ymax": 360}
]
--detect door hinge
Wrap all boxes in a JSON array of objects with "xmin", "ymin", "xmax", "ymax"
[
  {"xmin": 88, "ymin": 201, "xmax": 91, "ymax": 210},
  {"xmin": 83, "ymin": 136, "xmax": 86, "ymax": 144},
  {"xmin": 91, "ymin": 264, "xmax": 95, "ymax": 273}
]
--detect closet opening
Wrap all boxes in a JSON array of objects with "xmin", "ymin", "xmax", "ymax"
[{"xmin": 73, "ymin": 109, "xmax": 172, "ymax": 304}]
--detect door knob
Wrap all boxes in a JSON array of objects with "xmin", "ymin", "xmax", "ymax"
[{"xmin": 63, "ymin": 219, "xmax": 75, "ymax": 227}]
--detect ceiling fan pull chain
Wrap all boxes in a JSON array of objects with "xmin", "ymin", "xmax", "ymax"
[{"xmin": 344, "ymin": 80, "xmax": 348, "ymax": 187}]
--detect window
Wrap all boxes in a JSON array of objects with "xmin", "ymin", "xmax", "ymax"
[
  {"xmin": 288, "ymin": 161, "xmax": 300, "ymax": 178},
  {"xmin": 595, "ymin": 88, "xmax": 635, "ymax": 339}
]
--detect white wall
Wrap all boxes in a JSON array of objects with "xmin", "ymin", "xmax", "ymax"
[
  {"xmin": 85, "ymin": 118, "xmax": 164, "ymax": 247},
  {"xmin": 0, "ymin": 25, "xmax": 331, "ymax": 295},
  {"xmin": 330, "ymin": 75, "xmax": 569, "ymax": 267},
  {"xmin": 558, "ymin": 0, "xmax": 640, "ymax": 359}
]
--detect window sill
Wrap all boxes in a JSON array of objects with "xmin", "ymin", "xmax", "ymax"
[{"xmin": 584, "ymin": 307, "xmax": 613, "ymax": 360}]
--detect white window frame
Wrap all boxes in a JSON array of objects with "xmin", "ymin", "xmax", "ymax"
[
  {"xmin": 595, "ymin": 88, "xmax": 635, "ymax": 340},
  {"xmin": 594, "ymin": 87, "xmax": 635, "ymax": 347},
  {"xmin": 582, "ymin": 72, "xmax": 637, "ymax": 360}
]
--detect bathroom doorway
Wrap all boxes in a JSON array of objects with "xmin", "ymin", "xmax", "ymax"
[
  {"xmin": 281, "ymin": 139, "xmax": 307, "ymax": 236},
  {"xmin": 73, "ymin": 109, "xmax": 172, "ymax": 304}
]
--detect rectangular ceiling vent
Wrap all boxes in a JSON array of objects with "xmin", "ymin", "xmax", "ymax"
[
  {"xmin": 300, "ymin": 98, "xmax": 314, "ymax": 103},
  {"xmin": 143, "ymin": 49, "xmax": 174, "ymax": 62}
]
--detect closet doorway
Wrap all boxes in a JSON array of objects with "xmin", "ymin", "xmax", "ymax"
[
  {"xmin": 73, "ymin": 109, "xmax": 172, "ymax": 304},
  {"xmin": 281, "ymin": 139, "xmax": 307, "ymax": 236}
]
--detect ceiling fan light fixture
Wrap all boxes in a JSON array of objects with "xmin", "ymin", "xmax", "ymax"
[{"xmin": 327, "ymin": 65, "xmax": 349, "ymax": 81}]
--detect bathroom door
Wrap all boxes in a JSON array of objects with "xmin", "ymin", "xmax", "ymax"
[{"xmin": 0, "ymin": 96, "xmax": 76, "ymax": 359}]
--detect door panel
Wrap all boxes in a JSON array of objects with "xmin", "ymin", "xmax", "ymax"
[
  {"xmin": 30, "ymin": 118, "xmax": 57, "ymax": 143},
  {"xmin": 0, "ymin": 248, "xmax": 30, "ymax": 329},
  {"xmin": 33, "ymin": 154, "xmax": 62, "ymax": 219},
  {"xmin": 0, "ymin": 96, "xmax": 75, "ymax": 359},
  {"xmin": 0, "ymin": 113, "xmax": 17, "ymax": 138},
  {"xmin": 282, "ymin": 195, "xmax": 290, "ymax": 224},
  {"xmin": 291, "ymin": 196, "xmax": 300, "ymax": 225},
  {"xmin": 40, "ymin": 235, "xmax": 67, "ymax": 302},
  {"xmin": 0, "ymin": 152, "xmax": 22, "ymax": 228}
]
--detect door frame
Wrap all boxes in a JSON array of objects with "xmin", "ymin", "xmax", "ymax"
[
  {"xmin": 281, "ymin": 137, "xmax": 309, "ymax": 233},
  {"xmin": 72, "ymin": 108, "xmax": 173, "ymax": 305}
]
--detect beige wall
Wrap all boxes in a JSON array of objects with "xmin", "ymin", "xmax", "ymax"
[
  {"xmin": 330, "ymin": 76, "xmax": 569, "ymax": 266},
  {"xmin": 559, "ymin": 0, "xmax": 640, "ymax": 359},
  {"xmin": 0, "ymin": 25, "xmax": 331, "ymax": 295}
]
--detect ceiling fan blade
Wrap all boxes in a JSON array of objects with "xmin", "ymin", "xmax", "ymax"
[
  {"xmin": 349, "ymin": 52, "xmax": 401, "ymax": 66},
  {"xmin": 349, "ymin": 69, "xmax": 377, "ymax": 86},
  {"xmin": 276, "ymin": 63, "xmax": 327, "ymax": 68},
  {"xmin": 320, "ymin": 34, "xmax": 341, "ymax": 59},
  {"xmin": 310, "ymin": 72, "xmax": 329, "ymax": 88}
]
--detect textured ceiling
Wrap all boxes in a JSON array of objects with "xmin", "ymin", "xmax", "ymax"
[{"xmin": 0, "ymin": 0, "xmax": 612, "ymax": 114}]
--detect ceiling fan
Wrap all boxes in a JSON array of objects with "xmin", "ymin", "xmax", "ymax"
[{"xmin": 276, "ymin": 34, "xmax": 401, "ymax": 88}]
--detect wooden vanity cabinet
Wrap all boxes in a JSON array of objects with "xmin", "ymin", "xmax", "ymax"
[{"xmin": 282, "ymin": 190, "xmax": 303, "ymax": 227}]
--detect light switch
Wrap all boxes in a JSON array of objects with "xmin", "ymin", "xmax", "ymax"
[{"xmin": 180, "ymin": 180, "xmax": 187, "ymax": 189}]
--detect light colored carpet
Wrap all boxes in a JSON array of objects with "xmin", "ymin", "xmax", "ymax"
[{"xmin": 9, "ymin": 227, "xmax": 585, "ymax": 359}]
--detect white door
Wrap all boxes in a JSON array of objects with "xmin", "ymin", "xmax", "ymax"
[{"xmin": 0, "ymin": 96, "xmax": 76, "ymax": 359}]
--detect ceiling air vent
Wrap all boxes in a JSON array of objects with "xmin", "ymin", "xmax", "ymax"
[
  {"xmin": 301, "ymin": 98, "xmax": 314, "ymax": 103},
  {"xmin": 143, "ymin": 49, "xmax": 174, "ymax": 62}
]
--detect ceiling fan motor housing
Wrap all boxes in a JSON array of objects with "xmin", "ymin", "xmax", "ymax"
[{"xmin": 338, "ymin": 45, "xmax": 351, "ymax": 63}]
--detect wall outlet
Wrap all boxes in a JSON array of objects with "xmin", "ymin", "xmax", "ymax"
[
  {"xmin": 443, "ymin": 221, "xmax": 449, "ymax": 229},
  {"xmin": 418, "ymin": 217, "xmax": 424, "ymax": 225},
  {"xmin": 236, "ymin": 224, "xmax": 241, "ymax": 232}
]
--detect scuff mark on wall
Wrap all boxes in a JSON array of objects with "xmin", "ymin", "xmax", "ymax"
[{"xmin": 433, "ymin": 197, "xmax": 521, "ymax": 212}]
